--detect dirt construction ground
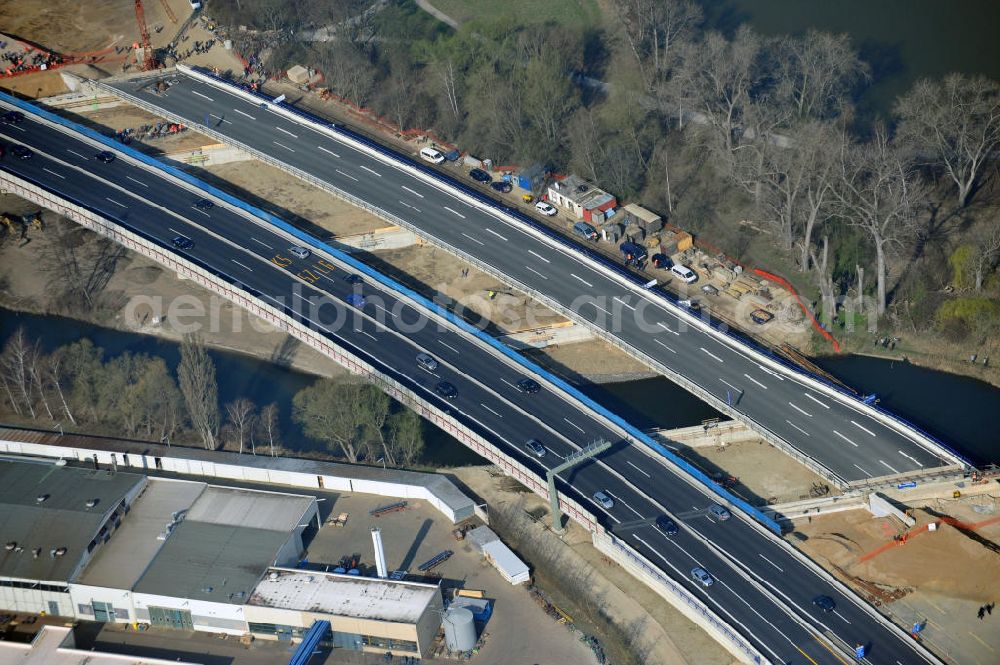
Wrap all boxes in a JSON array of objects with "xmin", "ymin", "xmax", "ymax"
[{"xmin": 791, "ymin": 491, "xmax": 1000, "ymax": 665}]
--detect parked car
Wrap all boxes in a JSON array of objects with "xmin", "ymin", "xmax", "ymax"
[
  {"xmin": 469, "ymin": 168, "xmax": 492, "ymax": 183},
  {"xmin": 670, "ymin": 264, "xmax": 697, "ymax": 284},
  {"xmin": 701, "ymin": 284, "xmax": 719, "ymax": 296},
  {"xmin": 708, "ymin": 504, "xmax": 731, "ymax": 521},
  {"xmin": 651, "ymin": 253, "xmax": 673, "ymax": 270},
  {"xmin": 813, "ymin": 595, "xmax": 836, "ymax": 612},
  {"xmin": 655, "ymin": 515, "xmax": 678, "ymax": 536},
  {"xmin": 194, "ymin": 198, "xmax": 214, "ymax": 210},
  {"xmin": 691, "ymin": 567, "xmax": 714, "ymax": 587},
  {"xmin": 10, "ymin": 145, "xmax": 32, "ymax": 160},
  {"xmin": 435, "ymin": 381, "xmax": 458, "ymax": 400},
  {"xmin": 534, "ymin": 201, "xmax": 557, "ymax": 216},
  {"xmin": 95, "ymin": 151, "xmax": 116, "ymax": 163},
  {"xmin": 289, "ymin": 246, "xmax": 311, "ymax": 259},
  {"xmin": 2, "ymin": 110, "xmax": 25, "ymax": 124},
  {"xmin": 573, "ymin": 221, "xmax": 598, "ymax": 241},
  {"xmin": 419, "ymin": 147, "xmax": 445, "ymax": 164},
  {"xmin": 516, "ymin": 378, "xmax": 541, "ymax": 394},
  {"xmin": 593, "ymin": 490, "xmax": 614, "ymax": 509},
  {"xmin": 525, "ymin": 439, "xmax": 546, "ymax": 457},
  {"xmin": 490, "ymin": 180, "xmax": 512, "ymax": 194},
  {"xmin": 171, "ymin": 235, "xmax": 194, "ymax": 250},
  {"xmin": 416, "ymin": 353, "xmax": 439, "ymax": 372}
]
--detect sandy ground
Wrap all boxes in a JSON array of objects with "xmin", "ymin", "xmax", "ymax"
[
  {"xmin": 682, "ymin": 438, "xmax": 840, "ymax": 505},
  {"xmin": 201, "ymin": 160, "xmax": 386, "ymax": 239},
  {"xmin": 450, "ymin": 466, "xmax": 733, "ymax": 665},
  {"xmin": 791, "ymin": 493, "xmax": 1000, "ymax": 665}
]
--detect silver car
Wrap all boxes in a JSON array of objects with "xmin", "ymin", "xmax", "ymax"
[
  {"xmin": 289, "ymin": 246, "xmax": 311, "ymax": 259},
  {"xmin": 416, "ymin": 353, "xmax": 439, "ymax": 372},
  {"xmin": 691, "ymin": 567, "xmax": 714, "ymax": 587},
  {"xmin": 593, "ymin": 490, "xmax": 614, "ymax": 509}
]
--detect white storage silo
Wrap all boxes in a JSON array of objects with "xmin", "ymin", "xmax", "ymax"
[{"xmin": 443, "ymin": 607, "xmax": 476, "ymax": 652}]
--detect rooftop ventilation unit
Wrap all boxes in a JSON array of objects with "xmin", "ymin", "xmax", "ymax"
[
  {"xmin": 4, "ymin": 541, "xmax": 16, "ymax": 551},
  {"xmin": 85, "ymin": 499, "xmax": 99, "ymax": 508},
  {"xmin": 36, "ymin": 494, "xmax": 49, "ymax": 503}
]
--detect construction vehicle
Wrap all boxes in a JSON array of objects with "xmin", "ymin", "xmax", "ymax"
[
  {"xmin": 23, "ymin": 211, "xmax": 43, "ymax": 231},
  {"xmin": 1, "ymin": 213, "xmax": 25, "ymax": 240}
]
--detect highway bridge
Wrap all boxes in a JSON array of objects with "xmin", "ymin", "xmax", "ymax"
[
  {"xmin": 0, "ymin": 93, "xmax": 944, "ymax": 665},
  {"xmin": 97, "ymin": 66, "xmax": 969, "ymax": 489}
]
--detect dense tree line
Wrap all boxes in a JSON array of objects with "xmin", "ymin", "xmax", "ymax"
[
  {"xmin": 0, "ymin": 328, "xmax": 426, "ymax": 466},
  {"xmin": 216, "ymin": 0, "xmax": 1000, "ymax": 343}
]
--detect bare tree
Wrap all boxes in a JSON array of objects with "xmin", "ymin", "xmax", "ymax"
[
  {"xmin": 293, "ymin": 379, "xmax": 368, "ymax": 463},
  {"xmin": 45, "ymin": 350, "xmax": 76, "ymax": 425},
  {"xmin": 359, "ymin": 387, "xmax": 392, "ymax": 465},
  {"xmin": 831, "ymin": 125, "xmax": 922, "ymax": 315},
  {"xmin": 388, "ymin": 408, "xmax": 424, "ymax": 468},
  {"xmin": 964, "ymin": 223, "xmax": 1000, "ymax": 292},
  {"xmin": 675, "ymin": 26, "xmax": 766, "ymax": 155},
  {"xmin": 178, "ymin": 335, "xmax": 219, "ymax": 449},
  {"xmin": 775, "ymin": 31, "xmax": 868, "ymax": 120},
  {"xmin": 1, "ymin": 327, "xmax": 36, "ymax": 418},
  {"xmin": 27, "ymin": 342, "xmax": 53, "ymax": 420},
  {"xmin": 258, "ymin": 402, "xmax": 280, "ymax": 456},
  {"xmin": 896, "ymin": 74, "xmax": 1000, "ymax": 208},
  {"xmin": 225, "ymin": 398, "xmax": 257, "ymax": 455},
  {"xmin": 618, "ymin": 0, "xmax": 702, "ymax": 87}
]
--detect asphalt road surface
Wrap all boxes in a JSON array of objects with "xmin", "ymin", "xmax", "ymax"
[
  {"xmin": 0, "ymin": 101, "xmax": 939, "ymax": 665},
  {"xmin": 105, "ymin": 72, "xmax": 965, "ymax": 485}
]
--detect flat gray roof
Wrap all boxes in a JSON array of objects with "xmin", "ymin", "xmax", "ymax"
[
  {"xmin": 185, "ymin": 485, "xmax": 314, "ymax": 531},
  {"xmin": 0, "ymin": 460, "xmax": 144, "ymax": 582},
  {"xmin": 249, "ymin": 568, "xmax": 440, "ymax": 624},
  {"xmin": 0, "ymin": 427, "xmax": 474, "ymax": 521},
  {"xmin": 134, "ymin": 520, "xmax": 288, "ymax": 604},
  {"xmin": 76, "ymin": 478, "xmax": 205, "ymax": 589}
]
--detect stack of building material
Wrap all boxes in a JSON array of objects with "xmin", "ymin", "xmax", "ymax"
[{"xmin": 466, "ymin": 526, "xmax": 530, "ymax": 585}]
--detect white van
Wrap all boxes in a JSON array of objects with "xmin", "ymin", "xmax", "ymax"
[
  {"xmin": 671, "ymin": 264, "xmax": 698, "ymax": 284},
  {"xmin": 419, "ymin": 147, "xmax": 445, "ymax": 164}
]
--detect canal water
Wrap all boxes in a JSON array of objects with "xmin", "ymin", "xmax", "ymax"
[
  {"xmin": 1, "ymin": 307, "xmax": 997, "ymax": 466},
  {"xmin": 698, "ymin": 0, "xmax": 1000, "ymax": 118}
]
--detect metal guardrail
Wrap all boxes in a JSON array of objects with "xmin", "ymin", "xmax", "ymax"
[
  {"xmin": 161, "ymin": 65, "xmax": 973, "ymax": 474},
  {"xmin": 87, "ymin": 78, "xmax": 785, "ymax": 531}
]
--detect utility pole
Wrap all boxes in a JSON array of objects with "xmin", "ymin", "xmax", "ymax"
[{"xmin": 547, "ymin": 438, "xmax": 613, "ymax": 533}]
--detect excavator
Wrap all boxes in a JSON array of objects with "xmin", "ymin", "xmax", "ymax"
[{"xmin": 0, "ymin": 211, "xmax": 43, "ymax": 243}]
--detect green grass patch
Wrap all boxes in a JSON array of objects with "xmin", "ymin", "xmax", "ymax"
[{"xmin": 429, "ymin": 0, "xmax": 603, "ymax": 28}]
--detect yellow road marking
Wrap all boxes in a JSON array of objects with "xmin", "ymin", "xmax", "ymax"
[
  {"xmin": 968, "ymin": 631, "xmax": 994, "ymax": 652},
  {"xmin": 814, "ymin": 636, "xmax": 851, "ymax": 665},
  {"xmin": 795, "ymin": 645, "xmax": 820, "ymax": 665}
]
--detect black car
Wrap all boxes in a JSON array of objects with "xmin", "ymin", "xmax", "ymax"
[
  {"xmin": 10, "ymin": 145, "xmax": 32, "ymax": 160},
  {"xmin": 469, "ymin": 168, "xmax": 492, "ymax": 184},
  {"xmin": 516, "ymin": 378, "xmax": 541, "ymax": 394},
  {"xmin": 194, "ymin": 198, "xmax": 214, "ymax": 210},
  {"xmin": 655, "ymin": 515, "xmax": 679, "ymax": 536},
  {"xmin": 2, "ymin": 110, "xmax": 25, "ymax": 124},
  {"xmin": 435, "ymin": 381, "xmax": 458, "ymax": 400},
  {"xmin": 345, "ymin": 273, "xmax": 363, "ymax": 285},
  {"xmin": 95, "ymin": 150, "xmax": 116, "ymax": 163},
  {"xmin": 813, "ymin": 595, "xmax": 835, "ymax": 612},
  {"xmin": 490, "ymin": 180, "xmax": 512, "ymax": 194},
  {"xmin": 171, "ymin": 235, "xmax": 194, "ymax": 250}
]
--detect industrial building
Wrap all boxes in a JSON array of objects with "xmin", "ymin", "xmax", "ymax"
[{"xmin": 0, "ymin": 458, "xmax": 446, "ymax": 658}]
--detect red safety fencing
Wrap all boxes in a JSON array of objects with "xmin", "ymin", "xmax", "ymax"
[{"xmin": 754, "ymin": 268, "xmax": 840, "ymax": 352}]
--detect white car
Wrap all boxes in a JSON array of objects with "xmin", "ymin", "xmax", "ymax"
[
  {"xmin": 535, "ymin": 201, "xmax": 557, "ymax": 216},
  {"xmin": 671, "ymin": 264, "xmax": 698, "ymax": 284},
  {"xmin": 593, "ymin": 490, "xmax": 614, "ymax": 509},
  {"xmin": 289, "ymin": 246, "xmax": 311, "ymax": 259},
  {"xmin": 419, "ymin": 147, "xmax": 445, "ymax": 164}
]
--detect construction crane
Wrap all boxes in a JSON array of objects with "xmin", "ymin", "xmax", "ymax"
[{"xmin": 134, "ymin": 0, "xmax": 156, "ymax": 71}]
